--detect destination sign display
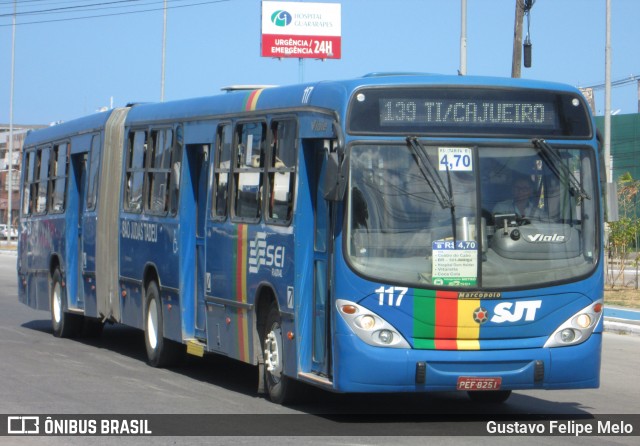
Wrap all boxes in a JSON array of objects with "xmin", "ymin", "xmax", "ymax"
[
  {"xmin": 348, "ymin": 87, "xmax": 592, "ymax": 138},
  {"xmin": 379, "ymin": 99, "xmax": 557, "ymax": 128}
]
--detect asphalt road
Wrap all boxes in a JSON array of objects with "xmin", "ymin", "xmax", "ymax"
[{"xmin": 0, "ymin": 252, "xmax": 638, "ymax": 445}]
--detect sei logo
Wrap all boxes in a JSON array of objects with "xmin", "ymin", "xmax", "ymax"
[
  {"xmin": 248, "ymin": 232, "xmax": 285, "ymax": 277},
  {"xmin": 491, "ymin": 301, "xmax": 542, "ymax": 323}
]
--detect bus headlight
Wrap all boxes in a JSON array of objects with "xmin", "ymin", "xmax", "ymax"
[
  {"xmin": 544, "ymin": 300, "xmax": 603, "ymax": 348},
  {"xmin": 377, "ymin": 329, "xmax": 394, "ymax": 344},
  {"xmin": 559, "ymin": 328, "xmax": 577, "ymax": 343},
  {"xmin": 337, "ymin": 299, "xmax": 410, "ymax": 349},
  {"xmin": 357, "ymin": 315, "xmax": 376, "ymax": 330}
]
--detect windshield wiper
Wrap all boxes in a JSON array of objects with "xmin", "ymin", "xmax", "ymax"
[
  {"xmin": 406, "ymin": 137, "xmax": 458, "ymax": 241},
  {"xmin": 532, "ymin": 139, "xmax": 591, "ymax": 203},
  {"xmin": 406, "ymin": 137, "xmax": 454, "ymax": 209}
]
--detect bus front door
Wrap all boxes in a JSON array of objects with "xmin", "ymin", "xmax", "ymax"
[{"xmin": 311, "ymin": 143, "xmax": 333, "ymax": 378}]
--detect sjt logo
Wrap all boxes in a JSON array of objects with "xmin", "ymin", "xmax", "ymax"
[{"xmin": 491, "ymin": 301, "xmax": 542, "ymax": 323}]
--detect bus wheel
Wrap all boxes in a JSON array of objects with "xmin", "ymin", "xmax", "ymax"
[
  {"xmin": 50, "ymin": 269, "xmax": 81, "ymax": 338},
  {"xmin": 144, "ymin": 281, "xmax": 182, "ymax": 368},
  {"xmin": 262, "ymin": 304, "xmax": 297, "ymax": 405},
  {"xmin": 467, "ymin": 390, "xmax": 512, "ymax": 404}
]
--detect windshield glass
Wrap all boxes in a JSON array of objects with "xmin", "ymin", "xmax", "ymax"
[{"xmin": 345, "ymin": 142, "xmax": 598, "ymax": 289}]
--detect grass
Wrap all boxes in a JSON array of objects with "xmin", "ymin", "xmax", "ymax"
[{"xmin": 604, "ymin": 286, "xmax": 640, "ymax": 308}]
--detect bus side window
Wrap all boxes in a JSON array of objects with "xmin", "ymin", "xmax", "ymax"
[
  {"xmin": 168, "ymin": 125, "xmax": 183, "ymax": 215},
  {"xmin": 22, "ymin": 151, "xmax": 36, "ymax": 216},
  {"xmin": 233, "ymin": 122, "xmax": 265, "ymax": 221},
  {"xmin": 212, "ymin": 124, "xmax": 232, "ymax": 220},
  {"xmin": 49, "ymin": 142, "xmax": 68, "ymax": 213},
  {"xmin": 86, "ymin": 135, "xmax": 102, "ymax": 211},
  {"xmin": 35, "ymin": 147, "xmax": 51, "ymax": 215},
  {"xmin": 267, "ymin": 119, "xmax": 296, "ymax": 223},
  {"xmin": 148, "ymin": 128, "xmax": 173, "ymax": 214},
  {"xmin": 124, "ymin": 130, "xmax": 147, "ymax": 213}
]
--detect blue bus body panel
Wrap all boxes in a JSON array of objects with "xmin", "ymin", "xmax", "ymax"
[
  {"xmin": 332, "ymin": 330, "xmax": 601, "ymax": 392},
  {"xmin": 19, "ymin": 216, "xmax": 66, "ymax": 310},
  {"xmin": 119, "ymin": 216, "xmax": 182, "ymax": 334}
]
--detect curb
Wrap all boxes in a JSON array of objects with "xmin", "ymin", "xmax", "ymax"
[{"xmin": 604, "ymin": 319, "xmax": 640, "ymax": 337}]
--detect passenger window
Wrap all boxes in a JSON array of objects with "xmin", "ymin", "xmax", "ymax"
[
  {"xmin": 50, "ymin": 143, "xmax": 68, "ymax": 213},
  {"xmin": 267, "ymin": 120, "xmax": 297, "ymax": 223},
  {"xmin": 148, "ymin": 129, "xmax": 173, "ymax": 214},
  {"xmin": 124, "ymin": 131, "xmax": 147, "ymax": 212},
  {"xmin": 212, "ymin": 124, "xmax": 232, "ymax": 220},
  {"xmin": 86, "ymin": 135, "xmax": 102, "ymax": 211},
  {"xmin": 35, "ymin": 147, "xmax": 50, "ymax": 214},
  {"xmin": 168, "ymin": 125, "xmax": 183, "ymax": 215},
  {"xmin": 233, "ymin": 122, "xmax": 265, "ymax": 221},
  {"xmin": 22, "ymin": 151, "xmax": 36, "ymax": 216}
]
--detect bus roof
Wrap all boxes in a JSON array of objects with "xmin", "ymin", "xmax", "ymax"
[
  {"xmin": 23, "ymin": 108, "xmax": 117, "ymax": 147},
  {"xmin": 25, "ymin": 74, "xmax": 586, "ymax": 143}
]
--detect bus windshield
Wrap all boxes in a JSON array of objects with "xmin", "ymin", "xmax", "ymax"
[{"xmin": 345, "ymin": 142, "xmax": 598, "ymax": 289}]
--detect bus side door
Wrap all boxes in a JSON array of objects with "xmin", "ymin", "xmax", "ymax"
[{"xmin": 311, "ymin": 141, "xmax": 334, "ymax": 377}]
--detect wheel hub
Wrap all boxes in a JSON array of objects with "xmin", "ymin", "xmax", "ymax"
[
  {"xmin": 264, "ymin": 326, "xmax": 283, "ymax": 379},
  {"xmin": 52, "ymin": 283, "xmax": 62, "ymax": 324}
]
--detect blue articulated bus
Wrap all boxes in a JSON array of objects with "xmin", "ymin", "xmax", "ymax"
[{"xmin": 18, "ymin": 74, "xmax": 604, "ymax": 404}]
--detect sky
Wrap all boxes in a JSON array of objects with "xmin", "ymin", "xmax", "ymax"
[{"xmin": 1, "ymin": 0, "xmax": 639, "ymax": 125}]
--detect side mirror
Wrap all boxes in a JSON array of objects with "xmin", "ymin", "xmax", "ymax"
[{"xmin": 323, "ymin": 152, "xmax": 346, "ymax": 201}]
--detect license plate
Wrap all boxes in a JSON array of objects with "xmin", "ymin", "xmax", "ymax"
[{"xmin": 456, "ymin": 376, "xmax": 502, "ymax": 391}]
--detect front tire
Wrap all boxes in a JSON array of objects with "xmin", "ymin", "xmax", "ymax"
[
  {"xmin": 262, "ymin": 304, "xmax": 299, "ymax": 405},
  {"xmin": 144, "ymin": 281, "xmax": 182, "ymax": 367},
  {"xmin": 50, "ymin": 269, "xmax": 82, "ymax": 338}
]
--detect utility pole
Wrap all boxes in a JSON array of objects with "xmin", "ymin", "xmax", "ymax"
[
  {"xmin": 511, "ymin": 0, "xmax": 525, "ymax": 78},
  {"xmin": 604, "ymin": 0, "xmax": 612, "ymax": 185}
]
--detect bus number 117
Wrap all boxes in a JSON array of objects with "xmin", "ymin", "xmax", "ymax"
[{"xmin": 376, "ymin": 286, "xmax": 408, "ymax": 307}]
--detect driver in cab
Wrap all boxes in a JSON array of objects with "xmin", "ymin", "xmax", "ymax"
[{"xmin": 493, "ymin": 174, "xmax": 544, "ymax": 222}]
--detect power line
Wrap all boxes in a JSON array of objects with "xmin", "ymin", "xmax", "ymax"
[
  {"xmin": 582, "ymin": 75, "xmax": 640, "ymax": 90},
  {"xmin": 0, "ymin": 0, "xmax": 129, "ymax": 12},
  {"xmin": 0, "ymin": 0, "xmax": 228, "ymax": 25},
  {"xmin": 0, "ymin": 0, "xmax": 144, "ymax": 17}
]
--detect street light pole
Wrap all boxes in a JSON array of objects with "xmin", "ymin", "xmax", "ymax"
[
  {"xmin": 7, "ymin": 0, "xmax": 16, "ymax": 242},
  {"xmin": 460, "ymin": 0, "xmax": 467, "ymax": 75},
  {"xmin": 604, "ymin": 0, "xmax": 612, "ymax": 185},
  {"xmin": 161, "ymin": 0, "xmax": 167, "ymax": 101}
]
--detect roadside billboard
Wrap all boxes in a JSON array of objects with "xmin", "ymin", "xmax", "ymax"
[{"xmin": 261, "ymin": 1, "xmax": 341, "ymax": 59}]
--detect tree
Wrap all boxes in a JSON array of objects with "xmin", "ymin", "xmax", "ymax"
[{"xmin": 607, "ymin": 173, "xmax": 640, "ymax": 288}]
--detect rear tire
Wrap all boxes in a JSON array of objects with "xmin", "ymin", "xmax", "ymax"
[
  {"xmin": 467, "ymin": 390, "xmax": 512, "ymax": 404},
  {"xmin": 50, "ymin": 269, "xmax": 82, "ymax": 338},
  {"xmin": 144, "ymin": 281, "xmax": 183, "ymax": 367}
]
